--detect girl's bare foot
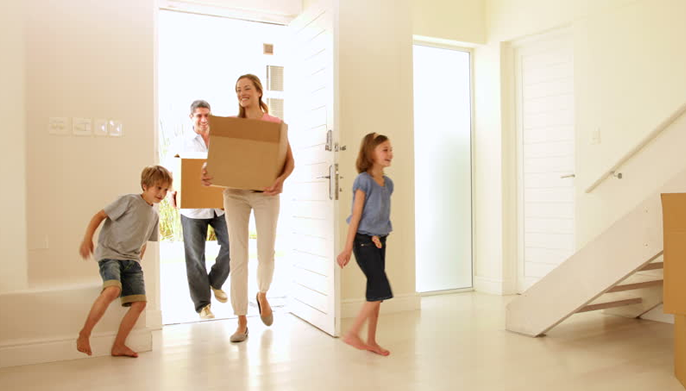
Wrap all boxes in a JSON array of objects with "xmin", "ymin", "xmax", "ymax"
[
  {"xmin": 76, "ymin": 334, "xmax": 92, "ymax": 356},
  {"xmin": 111, "ymin": 345, "xmax": 138, "ymax": 358},
  {"xmin": 367, "ymin": 343, "xmax": 390, "ymax": 356},
  {"xmin": 342, "ymin": 334, "xmax": 370, "ymax": 350}
]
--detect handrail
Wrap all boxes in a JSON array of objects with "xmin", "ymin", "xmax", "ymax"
[{"xmin": 585, "ymin": 102, "xmax": 686, "ymax": 193}]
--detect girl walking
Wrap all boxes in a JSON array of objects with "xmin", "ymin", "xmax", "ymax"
[{"xmin": 336, "ymin": 132, "xmax": 394, "ymax": 356}]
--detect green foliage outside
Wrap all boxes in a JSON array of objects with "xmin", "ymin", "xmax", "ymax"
[
  {"xmin": 158, "ymin": 119, "xmax": 255, "ymax": 242},
  {"xmin": 158, "ymin": 198, "xmax": 219, "ymax": 242}
]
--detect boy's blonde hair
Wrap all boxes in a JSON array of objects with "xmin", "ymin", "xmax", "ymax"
[
  {"xmin": 140, "ymin": 165, "xmax": 173, "ymax": 190},
  {"xmin": 356, "ymin": 132, "xmax": 389, "ymax": 173}
]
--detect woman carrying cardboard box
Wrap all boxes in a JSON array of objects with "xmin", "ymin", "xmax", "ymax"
[{"xmin": 201, "ymin": 74, "xmax": 295, "ymax": 343}]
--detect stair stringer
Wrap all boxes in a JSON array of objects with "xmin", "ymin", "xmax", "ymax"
[{"xmin": 506, "ymin": 169, "xmax": 686, "ymax": 337}]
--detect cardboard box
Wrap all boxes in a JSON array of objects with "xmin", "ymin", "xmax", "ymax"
[
  {"xmin": 173, "ymin": 153, "xmax": 224, "ymax": 209},
  {"xmin": 206, "ymin": 115, "xmax": 288, "ymax": 191},
  {"xmin": 677, "ymin": 315, "xmax": 685, "ymax": 387},
  {"xmin": 661, "ymin": 193, "xmax": 686, "ymax": 315}
]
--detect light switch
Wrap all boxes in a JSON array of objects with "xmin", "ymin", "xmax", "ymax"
[
  {"xmin": 93, "ymin": 119, "xmax": 108, "ymax": 137},
  {"xmin": 72, "ymin": 117, "xmax": 92, "ymax": 136},
  {"xmin": 48, "ymin": 117, "xmax": 70, "ymax": 135},
  {"xmin": 108, "ymin": 120, "xmax": 123, "ymax": 137},
  {"xmin": 590, "ymin": 128, "xmax": 601, "ymax": 145}
]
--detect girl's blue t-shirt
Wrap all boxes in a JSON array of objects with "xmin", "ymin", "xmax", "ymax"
[{"xmin": 346, "ymin": 172, "xmax": 393, "ymax": 236}]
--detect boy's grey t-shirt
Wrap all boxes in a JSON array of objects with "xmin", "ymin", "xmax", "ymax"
[
  {"xmin": 94, "ymin": 194, "xmax": 159, "ymax": 262},
  {"xmin": 346, "ymin": 172, "xmax": 393, "ymax": 236}
]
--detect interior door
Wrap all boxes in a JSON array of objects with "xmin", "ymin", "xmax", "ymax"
[
  {"xmin": 514, "ymin": 29, "xmax": 576, "ymax": 293},
  {"xmin": 285, "ymin": 0, "xmax": 340, "ymax": 336}
]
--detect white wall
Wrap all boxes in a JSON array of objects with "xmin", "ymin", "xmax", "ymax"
[
  {"xmin": 25, "ymin": 0, "xmax": 157, "ymax": 287},
  {"xmin": 477, "ymin": 0, "xmax": 686, "ymax": 294},
  {"xmin": 0, "ymin": 3, "xmax": 28, "ymax": 293},
  {"xmin": 336, "ymin": 0, "xmax": 417, "ymax": 305},
  {"xmin": 473, "ymin": 42, "xmax": 510, "ymax": 293},
  {"xmin": 412, "ymin": 0, "xmax": 486, "ymax": 44},
  {"xmin": 1, "ymin": 0, "xmax": 158, "ymax": 366}
]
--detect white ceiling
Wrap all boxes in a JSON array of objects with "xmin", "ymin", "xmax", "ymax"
[{"xmin": 159, "ymin": 0, "xmax": 303, "ymax": 25}]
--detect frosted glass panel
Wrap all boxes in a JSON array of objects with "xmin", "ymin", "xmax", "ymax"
[{"xmin": 413, "ymin": 45, "xmax": 472, "ymax": 292}]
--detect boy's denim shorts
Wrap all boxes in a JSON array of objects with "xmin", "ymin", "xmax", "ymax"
[{"xmin": 98, "ymin": 259, "xmax": 146, "ymax": 307}]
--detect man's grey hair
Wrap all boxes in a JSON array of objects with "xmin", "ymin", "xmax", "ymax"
[{"xmin": 190, "ymin": 100, "xmax": 211, "ymax": 114}]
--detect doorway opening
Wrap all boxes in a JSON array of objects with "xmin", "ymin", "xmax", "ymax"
[
  {"xmin": 157, "ymin": 10, "xmax": 290, "ymax": 325},
  {"xmin": 413, "ymin": 43, "xmax": 474, "ymax": 293}
]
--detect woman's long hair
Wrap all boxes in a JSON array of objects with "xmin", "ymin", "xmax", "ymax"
[{"xmin": 236, "ymin": 74, "xmax": 269, "ymax": 118}]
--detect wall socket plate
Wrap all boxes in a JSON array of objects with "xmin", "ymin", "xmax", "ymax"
[
  {"xmin": 72, "ymin": 117, "xmax": 92, "ymax": 136},
  {"xmin": 48, "ymin": 117, "xmax": 70, "ymax": 135},
  {"xmin": 93, "ymin": 119, "xmax": 108, "ymax": 137},
  {"xmin": 108, "ymin": 119, "xmax": 123, "ymax": 137}
]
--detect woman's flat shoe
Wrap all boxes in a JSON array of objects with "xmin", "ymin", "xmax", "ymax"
[
  {"xmin": 256, "ymin": 294, "xmax": 274, "ymax": 327},
  {"xmin": 230, "ymin": 327, "xmax": 248, "ymax": 343}
]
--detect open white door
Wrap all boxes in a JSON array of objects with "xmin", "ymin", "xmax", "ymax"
[{"xmin": 285, "ymin": 0, "xmax": 340, "ymax": 336}]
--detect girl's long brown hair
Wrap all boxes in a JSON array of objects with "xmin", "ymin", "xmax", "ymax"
[{"xmin": 356, "ymin": 132, "xmax": 389, "ymax": 173}]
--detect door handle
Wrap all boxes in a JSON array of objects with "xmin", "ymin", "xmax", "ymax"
[
  {"xmin": 560, "ymin": 174, "xmax": 575, "ymax": 179},
  {"xmin": 319, "ymin": 167, "xmax": 333, "ymax": 200},
  {"xmin": 317, "ymin": 166, "xmax": 337, "ymax": 200}
]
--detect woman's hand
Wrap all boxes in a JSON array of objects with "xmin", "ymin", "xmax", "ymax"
[
  {"xmin": 371, "ymin": 236, "xmax": 382, "ymax": 248},
  {"xmin": 264, "ymin": 176, "xmax": 285, "ymax": 196},
  {"xmin": 201, "ymin": 162, "xmax": 213, "ymax": 187},
  {"xmin": 337, "ymin": 248, "xmax": 352, "ymax": 268},
  {"xmin": 79, "ymin": 239, "xmax": 93, "ymax": 260},
  {"xmin": 170, "ymin": 191, "xmax": 178, "ymax": 208}
]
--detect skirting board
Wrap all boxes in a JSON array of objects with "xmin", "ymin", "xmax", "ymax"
[
  {"xmin": 341, "ymin": 293, "xmax": 421, "ymax": 318},
  {"xmin": 0, "ymin": 328, "xmax": 153, "ymax": 369}
]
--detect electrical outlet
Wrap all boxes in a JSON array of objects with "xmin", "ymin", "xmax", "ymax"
[
  {"xmin": 72, "ymin": 117, "xmax": 92, "ymax": 136},
  {"xmin": 48, "ymin": 117, "xmax": 70, "ymax": 135},
  {"xmin": 108, "ymin": 120, "xmax": 123, "ymax": 137},
  {"xmin": 93, "ymin": 119, "xmax": 108, "ymax": 137},
  {"xmin": 590, "ymin": 128, "xmax": 601, "ymax": 145}
]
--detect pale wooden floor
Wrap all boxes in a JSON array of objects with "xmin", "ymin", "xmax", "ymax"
[{"xmin": 0, "ymin": 293, "xmax": 681, "ymax": 391}]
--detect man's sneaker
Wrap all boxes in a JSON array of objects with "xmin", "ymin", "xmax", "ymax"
[
  {"xmin": 212, "ymin": 287, "xmax": 228, "ymax": 303},
  {"xmin": 199, "ymin": 304, "xmax": 215, "ymax": 320}
]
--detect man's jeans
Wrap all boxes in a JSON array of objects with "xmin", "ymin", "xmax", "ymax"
[{"xmin": 180, "ymin": 212, "xmax": 230, "ymax": 312}]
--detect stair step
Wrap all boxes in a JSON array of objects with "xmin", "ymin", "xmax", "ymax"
[
  {"xmin": 607, "ymin": 280, "xmax": 664, "ymax": 293},
  {"xmin": 577, "ymin": 298, "xmax": 643, "ymax": 313},
  {"xmin": 640, "ymin": 262, "xmax": 664, "ymax": 271}
]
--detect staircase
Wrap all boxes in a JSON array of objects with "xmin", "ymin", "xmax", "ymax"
[{"xmin": 506, "ymin": 170, "xmax": 686, "ymax": 337}]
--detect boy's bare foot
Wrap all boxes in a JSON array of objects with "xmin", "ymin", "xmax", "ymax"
[
  {"xmin": 342, "ymin": 334, "xmax": 370, "ymax": 351},
  {"xmin": 111, "ymin": 345, "xmax": 138, "ymax": 358},
  {"xmin": 366, "ymin": 343, "xmax": 390, "ymax": 356},
  {"xmin": 76, "ymin": 334, "xmax": 92, "ymax": 356}
]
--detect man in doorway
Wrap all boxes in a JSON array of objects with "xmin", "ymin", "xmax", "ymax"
[{"xmin": 167, "ymin": 100, "xmax": 230, "ymax": 319}]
